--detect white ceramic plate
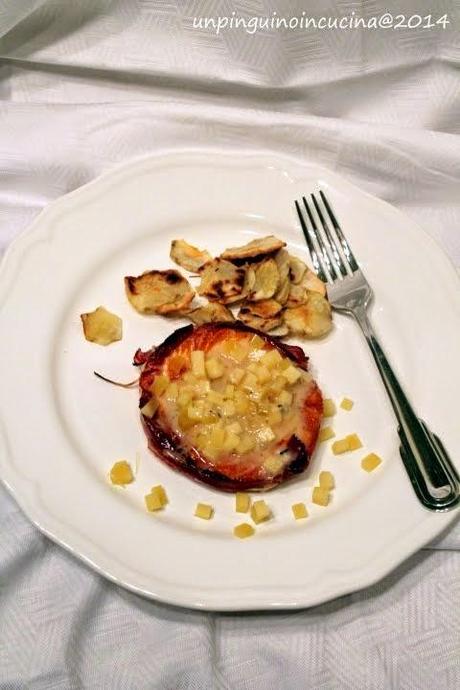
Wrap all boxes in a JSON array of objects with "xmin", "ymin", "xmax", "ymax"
[{"xmin": 1, "ymin": 151, "xmax": 459, "ymax": 611}]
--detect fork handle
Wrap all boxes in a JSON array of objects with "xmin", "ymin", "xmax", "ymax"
[{"xmin": 353, "ymin": 306, "xmax": 459, "ymax": 511}]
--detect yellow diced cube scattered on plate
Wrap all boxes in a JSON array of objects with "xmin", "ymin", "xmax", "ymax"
[
  {"xmin": 346, "ymin": 433, "xmax": 363, "ymax": 451},
  {"xmin": 195, "ymin": 503, "xmax": 214, "ymax": 520},
  {"xmin": 145, "ymin": 492, "xmax": 163, "ymax": 512},
  {"xmin": 233, "ymin": 523, "xmax": 255, "ymax": 539},
  {"xmin": 340, "ymin": 397, "xmax": 354, "ymax": 411},
  {"xmin": 318, "ymin": 426, "xmax": 335, "ymax": 443},
  {"xmin": 235, "ymin": 492, "xmax": 251, "ymax": 513},
  {"xmin": 319, "ymin": 471, "xmax": 335, "ymax": 490},
  {"xmin": 312, "ymin": 486, "xmax": 330, "ymax": 506},
  {"xmin": 250, "ymin": 499, "xmax": 272, "ymax": 524},
  {"xmin": 323, "ymin": 399, "xmax": 336, "ymax": 417},
  {"xmin": 151, "ymin": 484, "xmax": 168, "ymax": 506},
  {"xmin": 292, "ymin": 502, "xmax": 309, "ymax": 520},
  {"xmin": 109, "ymin": 460, "xmax": 134, "ymax": 486},
  {"xmin": 145, "ymin": 484, "xmax": 168, "ymax": 512},
  {"xmin": 332, "ymin": 438, "xmax": 349, "ymax": 455},
  {"xmin": 361, "ymin": 453, "xmax": 382, "ymax": 472}
]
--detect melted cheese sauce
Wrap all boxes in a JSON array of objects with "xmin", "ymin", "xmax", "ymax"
[{"xmin": 156, "ymin": 334, "xmax": 313, "ymax": 475}]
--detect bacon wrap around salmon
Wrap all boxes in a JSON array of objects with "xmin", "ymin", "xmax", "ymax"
[{"xmin": 136, "ymin": 322, "xmax": 323, "ymax": 492}]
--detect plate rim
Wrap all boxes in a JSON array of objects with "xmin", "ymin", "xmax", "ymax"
[{"xmin": 1, "ymin": 148, "xmax": 459, "ymax": 611}]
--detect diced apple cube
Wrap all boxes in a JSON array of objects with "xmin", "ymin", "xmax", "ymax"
[
  {"xmin": 318, "ymin": 426, "xmax": 335, "ymax": 443},
  {"xmin": 340, "ymin": 397, "xmax": 354, "ymax": 411},
  {"xmin": 110, "ymin": 460, "xmax": 134, "ymax": 485},
  {"xmin": 145, "ymin": 492, "xmax": 163, "ymax": 511},
  {"xmin": 270, "ymin": 376, "xmax": 287, "ymax": 394},
  {"xmin": 209, "ymin": 425, "xmax": 226, "ymax": 450},
  {"xmin": 263, "ymin": 456, "xmax": 283, "ymax": 475},
  {"xmin": 187, "ymin": 401, "xmax": 205, "ymax": 421},
  {"xmin": 361, "ymin": 453, "xmax": 382, "ymax": 472},
  {"xmin": 224, "ymin": 384, "xmax": 235, "ymax": 399},
  {"xmin": 242, "ymin": 372, "xmax": 258, "ymax": 391},
  {"xmin": 346, "ymin": 433, "xmax": 363, "ymax": 451},
  {"xmin": 178, "ymin": 388, "xmax": 193, "ymax": 406},
  {"xmin": 323, "ymin": 398, "xmax": 336, "ymax": 417},
  {"xmin": 178, "ymin": 408, "xmax": 198, "ymax": 430},
  {"xmin": 152, "ymin": 374, "xmax": 169, "ymax": 397},
  {"xmin": 283, "ymin": 365, "xmax": 301, "ymax": 384},
  {"xmin": 191, "ymin": 350, "xmax": 206, "ymax": 378},
  {"xmin": 234, "ymin": 393, "xmax": 250, "ymax": 414},
  {"xmin": 195, "ymin": 503, "xmax": 214, "ymax": 520},
  {"xmin": 208, "ymin": 390, "xmax": 224, "ymax": 405},
  {"xmin": 319, "ymin": 471, "xmax": 334, "ymax": 490},
  {"xmin": 229, "ymin": 368, "xmax": 245, "ymax": 384},
  {"xmin": 226, "ymin": 421, "xmax": 242, "ymax": 435},
  {"xmin": 205, "ymin": 356, "xmax": 224, "ymax": 380},
  {"xmin": 239, "ymin": 434, "xmax": 255, "ymax": 453},
  {"xmin": 165, "ymin": 381, "xmax": 178, "ymax": 401},
  {"xmin": 140, "ymin": 397, "xmax": 159, "ymax": 418},
  {"xmin": 221, "ymin": 400, "xmax": 236, "ymax": 417},
  {"xmin": 235, "ymin": 492, "xmax": 251, "ymax": 513},
  {"xmin": 292, "ymin": 502, "xmax": 308, "ymax": 520},
  {"xmin": 312, "ymin": 486, "xmax": 330, "ymax": 506},
  {"xmin": 251, "ymin": 499, "xmax": 272, "ymax": 524},
  {"xmin": 150, "ymin": 484, "xmax": 168, "ymax": 506},
  {"xmin": 223, "ymin": 431, "xmax": 240, "ymax": 452},
  {"xmin": 332, "ymin": 438, "xmax": 349, "ymax": 455},
  {"xmin": 255, "ymin": 364, "xmax": 271, "ymax": 384},
  {"xmin": 256, "ymin": 425, "xmax": 275, "ymax": 444},
  {"xmin": 233, "ymin": 523, "xmax": 255, "ymax": 539},
  {"xmin": 261, "ymin": 349, "xmax": 282, "ymax": 369}
]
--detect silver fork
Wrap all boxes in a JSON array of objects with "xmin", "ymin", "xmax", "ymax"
[{"xmin": 295, "ymin": 191, "xmax": 459, "ymax": 511}]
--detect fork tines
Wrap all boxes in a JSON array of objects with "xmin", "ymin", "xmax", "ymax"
[{"xmin": 295, "ymin": 192, "xmax": 359, "ymax": 282}]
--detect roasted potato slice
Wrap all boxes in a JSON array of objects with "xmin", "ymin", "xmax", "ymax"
[
  {"xmin": 197, "ymin": 258, "xmax": 246, "ymax": 304},
  {"xmin": 286, "ymin": 267, "xmax": 326, "ymax": 307},
  {"xmin": 288, "ymin": 255, "xmax": 308, "ymax": 284},
  {"xmin": 286, "ymin": 282, "xmax": 308, "ymax": 308},
  {"xmin": 170, "ymin": 239, "xmax": 211, "ymax": 273},
  {"xmin": 188, "ymin": 301, "xmax": 235, "ymax": 325},
  {"xmin": 303, "ymin": 268, "xmax": 327, "ymax": 296},
  {"xmin": 125, "ymin": 270, "xmax": 194, "ymax": 315},
  {"xmin": 284, "ymin": 291, "xmax": 332, "ymax": 338},
  {"xmin": 245, "ymin": 299, "xmax": 282, "ymax": 319},
  {"xmin": 237, "ymin": 305, "xmax": 283, "ymax": 333},
  {"xmin": 221, "ymin": 235, "xmax": 286, "ymax": 263},
  {"xmin": 274, "ymin": 276, "xmax": 291, "ymax": 305},
  {"xmin": 247, "ymin": 258, "xmax": 280, "ymax": 301},
  {"xmin": 80, "ymin": 306, "xmax": 122, "ymax": 346},
  {"xmin": 274, "ymin": 249, "xmax": 290, "ymax": 283}
]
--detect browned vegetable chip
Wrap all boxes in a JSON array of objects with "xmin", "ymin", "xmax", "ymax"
[
  {"xmin": 170, "ymin": 239, "xmax": 211, "ymax": 273},
  {"xmin": 284, "ymin": 291, "xmax": 332, "ymax": 338},
  {"xmin": 245, "ymin": 299, "xmax": 282, "ymax": 319},
  {"xmin": 221, "ymin": 235, "xmax": 286, "ymax": 263},
  {"xmin": 237, "ymin": 305, "xmax": 283, "ymax": 333},
  {"xmin": 197, "ymin": 258, "xmax": 246, "ymax": 304},
  {"xmin": 124, "ymin": 270, "xmax": 194, "ymax": 315},
  {"xmin": 188, "ymin": 302, "xmax": 235, "ymax": 325},
  {"xmin": 303, "ymin": 269, "xmax": 327, "ymax": 296},
  {"xmin": 247, "ymin": 258, "xmax": 280, "ymax": 302},
  {"xmin": 288, "ymin": 255, "xmax": 308, "ymax": 284}
]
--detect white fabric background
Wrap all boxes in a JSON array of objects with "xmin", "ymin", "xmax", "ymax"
[{"xmin": 1, "ymin": 1, "xmax": 459, "ymax": 688}]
